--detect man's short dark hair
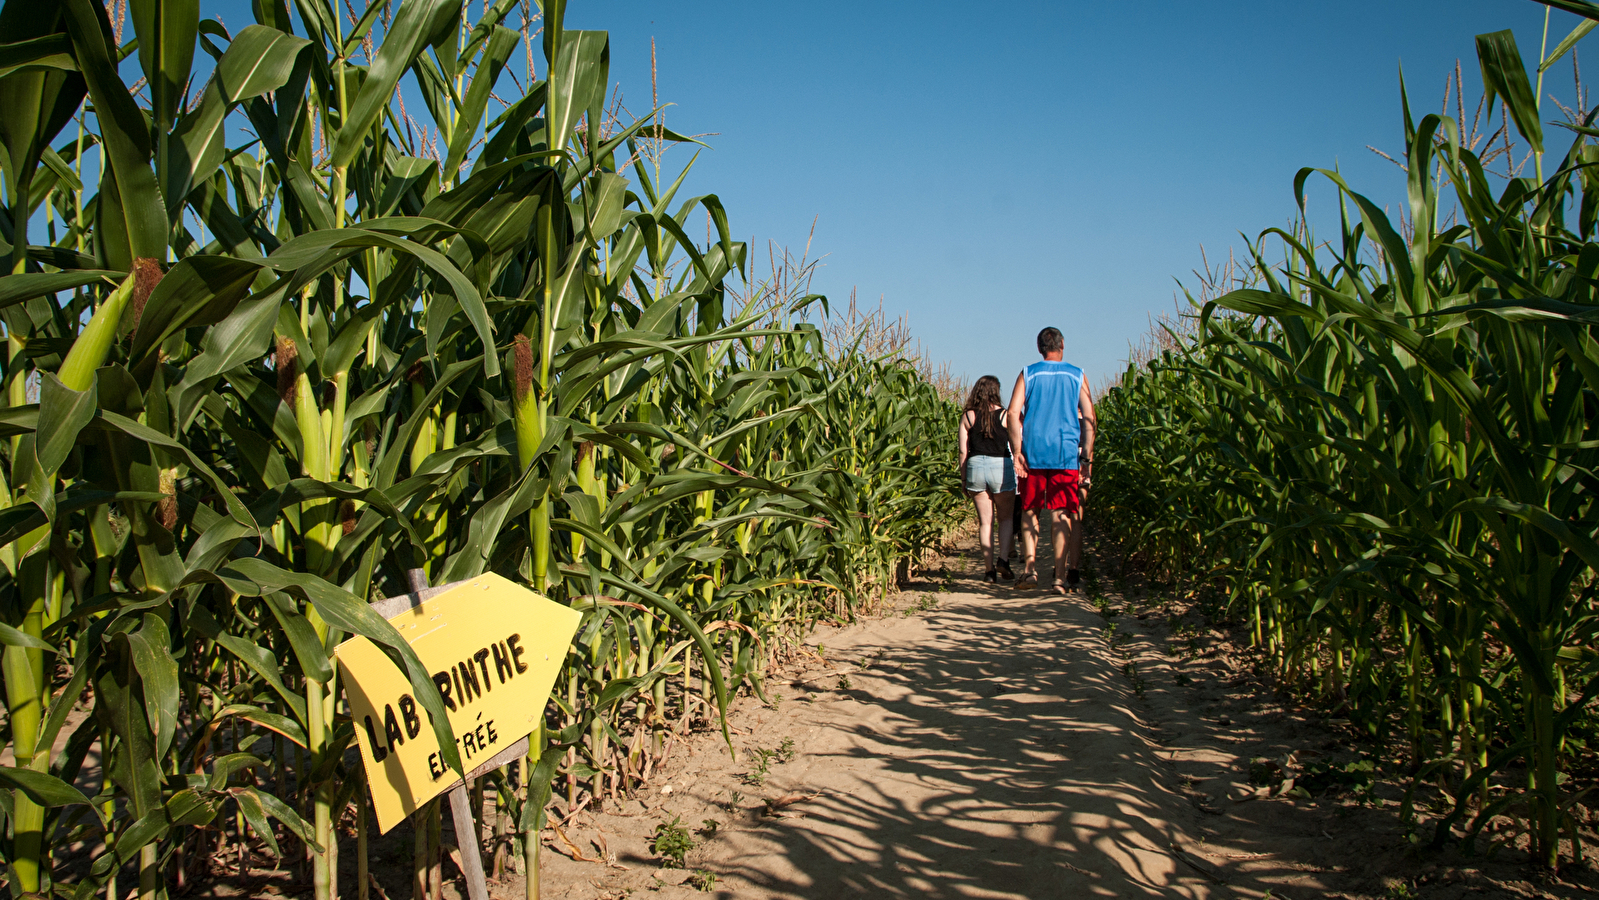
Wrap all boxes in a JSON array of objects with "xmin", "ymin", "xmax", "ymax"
[{"xmin": 1037, "ymin": 327, "xmax": 1063, "ymax": 355}]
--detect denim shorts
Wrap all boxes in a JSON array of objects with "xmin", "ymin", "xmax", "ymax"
[{"xmin": 965, "ymin": 455, "xmax": 1016, "ymax": 494}]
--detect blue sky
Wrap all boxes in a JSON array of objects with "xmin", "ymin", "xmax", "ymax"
[{"xmin": 556, "ymin": 0, "xmax": 1590, "ymax": 386}]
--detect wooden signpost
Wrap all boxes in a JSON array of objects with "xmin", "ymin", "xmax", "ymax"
[{"xmin": 336, "ymin": 570, "xmax": 580, "ymax": 900}]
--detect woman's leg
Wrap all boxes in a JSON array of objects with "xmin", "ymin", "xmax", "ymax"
[
  {"xmin": 995, "ymin": 492, "xmax": 1015, "ymax": 567},
  {"xmin": 972, "ymin": 490, "xmax": 995, "ymax": 571}
]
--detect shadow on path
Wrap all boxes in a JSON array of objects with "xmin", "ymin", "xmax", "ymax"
[{"xmin": 702, "ymin": 556, "xmax": 1218, "ymax": 899}]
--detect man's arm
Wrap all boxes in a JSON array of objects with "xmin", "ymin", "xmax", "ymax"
[
  {"xmin": 1007, "ymin": 371, "xmax": 1028, "ymax": 478},
  {"xmin": 1079, "ymin": 377, "xmax": 1097, "ymax": 483}
]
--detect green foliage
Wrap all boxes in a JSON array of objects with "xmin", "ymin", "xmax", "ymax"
[
  {"xmin": 1247, "ymin": 759, "xmax": 1282, "ymax": 787},
  {"xmin": 0, "ymin": 0, "xmax": 963, "ymax": 893},
  {"xmin": 741, "ymin": 748, "xmax": 772, "ymax": 787},
  {"xmin": 651, "ymin": 815, "xmax": 694, "ymax": 869},
  {"xmin": 1300, "ymin": 759, "xmax": 1377, "ymax": 799},
  {"xmin": 1096, "ymin": 18, "xmax": 1599, "ymax": 869}
]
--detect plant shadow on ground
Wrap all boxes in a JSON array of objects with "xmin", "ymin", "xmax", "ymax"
[
  {"xmin": 568, "ymin": 525, "xmax": 1597, "ymax": 900},
  {"xmin": 325, "ymin": 525, "xmax": 1594, "ymax": 900}
]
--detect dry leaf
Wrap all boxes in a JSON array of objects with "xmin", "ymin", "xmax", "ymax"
[
  {"xmin": 549, "ymin": 825, "xmax": 603, "ymax": 863},
  {"xmin": 763, "ymin": 791, "xmax": 821, "ymax": 815}
]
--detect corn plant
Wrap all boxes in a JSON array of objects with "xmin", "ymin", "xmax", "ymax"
[
  {"xmin": 0, "ymin": 0, "xmax": 964, "ymax": 895},
  {"xmin": 1098, "ymin": 13, "xmax": 1599, "ymax": 870}
]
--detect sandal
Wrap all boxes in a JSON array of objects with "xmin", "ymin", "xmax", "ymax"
[
  {"xmin": 1051, "ymin": 579, "xmax": 1068, "ymax": 596},
  {"xmin": 1016, "ymin": 571, "xmax": 1039, "ymax": 589}
]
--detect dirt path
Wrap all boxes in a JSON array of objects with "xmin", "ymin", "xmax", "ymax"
[{"xmin": 523, "ymin": 534, "xmax": 1584, "ymax": 900}]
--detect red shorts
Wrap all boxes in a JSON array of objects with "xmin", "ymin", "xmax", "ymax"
[{"xmin": 1020, "ymin": 469, "xmax": 1080, "ymax": 513}]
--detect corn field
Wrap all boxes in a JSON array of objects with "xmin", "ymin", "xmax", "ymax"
[
  {"xmin": 0, "ymin": 0, "xmax": 966, "ymax": 896},
  {"xmin": 1098, "ymin": 7, "xmax": 1599, "ymax": 871}
]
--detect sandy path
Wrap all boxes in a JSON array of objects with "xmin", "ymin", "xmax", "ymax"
[
  {"xmin": 529, "ymin": 535, "xmax": 1583, "ymax": 900},
  {"xmin": 690, "ymin": 586, "xmax": 1209, "ymax": 898},
  {"xmin": 537, "ymin": 542, "xmax": 1226, "ymax": 899}
]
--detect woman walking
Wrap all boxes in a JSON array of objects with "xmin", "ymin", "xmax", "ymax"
[{"xmin": 958, "ymin": 376, "xmax": 1017, "ymax": 582}]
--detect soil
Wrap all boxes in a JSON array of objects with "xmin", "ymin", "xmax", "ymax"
[
  {"xmin": 507, "ymin": 531, "xmax": 1596, "ymax": 900},
  {"xmin": 180, "ymin": 526, "xmax": 1596, "ymax": 899}
]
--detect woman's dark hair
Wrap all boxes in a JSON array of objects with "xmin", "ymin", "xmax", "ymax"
[{"xmin": 963, "ymin": 375, "xmax": 1004, "ymax": 437}]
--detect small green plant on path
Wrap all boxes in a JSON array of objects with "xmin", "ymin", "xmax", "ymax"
[
  {"xmin": 689, "ymin": 869, "xmax": 718, "ymax": 891},
  {"xmin": 743, "ymin": 748, "xmax": 774, "ymax": 786},
  {"xmin": 652, "ymin": 816, "xmax": 695, "ymax": 869}
]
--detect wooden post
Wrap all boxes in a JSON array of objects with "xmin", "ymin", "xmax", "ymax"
[{"xmin": 446, "ymin": 783, "xmax": 489, "ymax": 900}]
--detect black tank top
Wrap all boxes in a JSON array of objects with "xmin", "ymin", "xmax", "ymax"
[{"xmin": 966, "ymin": 408, "xmax": 1010, "ymax": 458}]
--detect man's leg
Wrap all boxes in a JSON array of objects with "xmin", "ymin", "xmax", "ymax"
[
  {"xmin": 1021, "ymin": 509, "xmax": 1040, "ymax": 579},
  {"xmin": 995, "ymin": 492, "xmax": 1015, "ymax": 574},
  {"xmin": 1051, "ymin": 508, "xmax": 1069, "ymax": 586},
  {"xmin": 1066, "ymin": 507, "xmax": 1084, "ymax": 569}
]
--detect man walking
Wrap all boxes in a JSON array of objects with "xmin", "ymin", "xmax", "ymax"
[{"xmin": 1007, "ymin": 327, "xmax": 1096, "ymax": 593}]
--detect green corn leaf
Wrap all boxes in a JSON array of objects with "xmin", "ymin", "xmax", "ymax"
[
  {"xmin": 329, "ymin": 0, "xmax": 459, "ymax": 170},
  {"xmin": 0, "ymin": 765, "xmax": 95, "ymax": 811},
  {"xmin": 203, "ymin": 557, "xmax": 463, "ymax": 777},
  {"xmin": 60, "ymin": 0, "xmax": 167, "ymax": 261},
  {"xmin": 165, "ymin": 24, "xmax": 311, "ymax": 216},
  {"xmin": 1477, "ymin": 29, "xmax": 1544, "ymax": 154},
  {"xmin": 1541, "ymin": 17, "xmax": 1596, "ymax": 71},
  {"xmin": 261, "ymin": 594, "xmax": 334, "ymax": 683},
  {"xmin": 0, "ymin": 33, "xmax": 78, "ymax": 78},
  {"xmin": 33, "ymin": 372, "xmax": 95, "ymax": 482},
  {"xmin": 213, "ymin": 703, "xmax": 309, "ymax": 749},
  {"xmin": 125, "ymin": 613, "xmax": 180, "ymax": 760}
]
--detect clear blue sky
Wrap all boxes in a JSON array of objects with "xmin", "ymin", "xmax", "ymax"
[{"xmin": 558, "ymin": 0, "xmax": 1589, "ymax": 387}]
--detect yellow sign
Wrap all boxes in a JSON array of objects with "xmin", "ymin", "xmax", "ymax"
[{"xmin": 335, "ymin": 573, "xmax": 580, "ymax": 833}]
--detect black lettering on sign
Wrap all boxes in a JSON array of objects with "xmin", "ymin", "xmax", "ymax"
[
  {"xmin": 432, "ymin": 671, "xmax": 456, "ymax": 711},
  {"xmin": 485, "ymin": 719, "xmax": 498, "ymax": 745},
  {"xmin": 400, "ymin": 694, "xmax": 421, "ymax": 739},
  {"xmin": 473, "ymin": 649, "xmax": 493, "ymax": 691},
  {"xmin": 463, "ymin": 730, "xmax": 477, "ymax": 755},
  {"xmin": 492, "ymin": 642, "xmax": 514, "ymax": 683},
  {"xmin": 458, "ymin": 659, "xmax": 480, "ymax": 702},
  {"xmin": 507, "ymin": 633, "xmax": 529, "ymax": 673},
  {"xmin": 451, "ymin": 666, "xmax": 465, "ymax": 704},
  {"xmin": 384, "ymin": 705, "xmax": 404, "ymax": 749},
  {"xmin": 428, "ymin": 752, "xmax": 444, "ymax": 780},
  {"xmin": 364, "ymin": 716, "xmax": 389, "ymax": 762}
]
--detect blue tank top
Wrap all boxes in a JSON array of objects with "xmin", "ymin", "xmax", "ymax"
[{"xmin": 1022, "ymin": 360, "xmax": 1084, "ymax": 470}]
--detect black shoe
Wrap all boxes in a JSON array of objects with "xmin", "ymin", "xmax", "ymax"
[
  {"xmin": 1066, "ymin": 569, "xmax": 1081, "ymax": 590},
  {"xmin": 996, "ymin": 560, "xmax": 1015, "ymax": 581},
  {"xmin": 984, "ymin": 569, "xmax": 998, "ymax": 583}
]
